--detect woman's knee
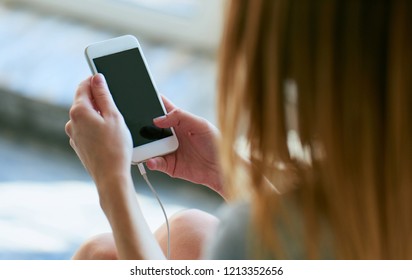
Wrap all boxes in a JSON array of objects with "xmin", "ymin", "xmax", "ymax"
[
  {"xmin": 72, "ymin": 209, "xmax": 219, "ymax": 260},
  {"xmin": 72, "ymin": 232, "xmax": 118, "ymax": 260},
  {"xmin": 155, "ymin": 209, "xmax": 219, "ymax": 260}
]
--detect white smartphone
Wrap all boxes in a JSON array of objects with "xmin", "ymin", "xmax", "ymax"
[{"xmin": 85, "ymin": 35, "xmax": 179, "ymax": 164}]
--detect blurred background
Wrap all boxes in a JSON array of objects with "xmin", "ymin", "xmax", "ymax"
[{"xmin": 0, "ymin": 0, "xmax": 224, "ymax": 259}]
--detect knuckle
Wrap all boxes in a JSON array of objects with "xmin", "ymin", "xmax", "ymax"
[
  {"xmin": 167, "ymin": 108, "xmax": 183, "ymax": 125},
  {"xmin": 77, "ymin": 77, "xmax": 91, "ymax": 90},
  {"xmin": 69, "ymin": 138, "xmax": 75, "ymax": 149},
  {"xmin": 107, "ymin": 109, "xmax": 123, "ymax": 121},
  {"xmin": 65, "ymin": 121, "xmax": 72, "ymax": 136},
  {"xmin": 69, "ymin": 104, "xmax": 87, "ymax": 121},
  {"xmin": 172, "ymin": 108, "xmax": 183, "ymax": 117}
]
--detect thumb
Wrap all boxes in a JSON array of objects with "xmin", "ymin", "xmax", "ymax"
[
  {"xmin": 146, "ymin": 157, "xmax": 169, "ymax": 173},
  {"xmin": 154, "ymin": 107, "xmax": 203, "ymax": 131},
  {"xmin": 90, "ymin": 74, "xmax": 117, "ymax": 116},
  {"xmin": 153, "ymin": 108, "xmax": 183, "ymax": 129}
]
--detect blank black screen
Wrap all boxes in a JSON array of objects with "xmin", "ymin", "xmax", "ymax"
[{"xmin": 93, "ymin": 48, "xmax": 172, "ymax": 147}]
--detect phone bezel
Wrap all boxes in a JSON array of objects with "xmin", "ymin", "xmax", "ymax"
[{"xmin": 85, "ymin": 35, "xmax": 179, "ymax": 164}]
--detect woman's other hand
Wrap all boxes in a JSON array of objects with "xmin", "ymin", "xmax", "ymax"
[{"xmin": 146, "ymin": 97, "xmax": 225, "ymax": 199}]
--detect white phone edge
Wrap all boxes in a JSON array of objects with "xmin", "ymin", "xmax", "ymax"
[{"xmin": 84, "ymin": 35, "xmax": 179, "ymax": 164}]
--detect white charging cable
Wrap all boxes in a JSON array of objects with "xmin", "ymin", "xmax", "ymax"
[{"xmin": 137, "ymin": 162, "xmax": 171, "ymax": 260}]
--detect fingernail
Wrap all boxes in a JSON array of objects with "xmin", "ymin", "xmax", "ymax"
[
  {"xmin": 154, "ymin": 115, "xmax": 167, "ymax": 122},
  {"xmin": 93, "ymin": 73, "xmax": 107, "ymax": 87}
]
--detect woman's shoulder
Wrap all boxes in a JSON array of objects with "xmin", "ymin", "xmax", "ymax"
[{"xmin": 203, "ymin": 198, "xmax": 331, "ymax": 259}]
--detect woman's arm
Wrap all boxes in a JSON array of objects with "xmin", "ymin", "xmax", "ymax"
[
  {"xmin": 65, "ymin": 74, "xmax": 164, "ymax": 259},
  {"xmin": 99, "ymin": 174, "xmax": 165, "ymax": 259}
]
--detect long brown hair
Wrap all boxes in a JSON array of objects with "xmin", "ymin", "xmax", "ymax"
[{"xmin": 218, "ymin": 0, "xmax": 412, "ymax": 259}]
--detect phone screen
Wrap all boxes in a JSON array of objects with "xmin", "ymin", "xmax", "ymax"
[{"xmin": 93, "ymin": 48, "xmax": 172, "ymax": 147}]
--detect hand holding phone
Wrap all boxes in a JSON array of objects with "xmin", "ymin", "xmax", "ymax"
[
  {"xmin": 146, "ymin": 96, "xmax": 225, "ymax": 197},
  {"xmin": 66, "ymin": 73, "xmax": 168, "ymax": 260},
  {"xmin": 65, "ymin": 74, "xmax": 134, "ymax": 185},
  {"xmin": 85, "ymin": 35, "xmax": 179, "ymax": 164}
]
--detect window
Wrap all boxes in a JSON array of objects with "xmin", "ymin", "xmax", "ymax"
[{"xmin": 7, "ymin": 0, "xmax": 223, "ymax": 52}]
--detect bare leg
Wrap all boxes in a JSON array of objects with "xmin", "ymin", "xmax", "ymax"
[
  {"xmin": 72, "ymin": 209, "xmax": 219, "ymax": 260},
  {"xmin": 154, "ymin": 209, "xmax": 219, "ymax": 260},
  {"xmin": 72, "ymin": 232, "xmax": 118, "ymax": 260}
]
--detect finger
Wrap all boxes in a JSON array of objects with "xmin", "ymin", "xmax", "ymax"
[
  {"xmin": 160, "ymin": 95, "xmax": 177, "ymax": 113},
  {"xmin": 74, "ymin": 77, "xmax": 94, "ymax": 110},
  {"xmin": 65, "ymin": 120, "xmax": 72, "ymax": 137},
  {"xmin": 90, "ymin": 74, "xmax": 118, "ymax": 116},
  {"xmin": 69, "ymin": 138, "xmax": 76, "ymax": 150},
  {"xmin": 153, "ymin": 108, "xmax": 183, "ymax": 128},
  {"xmin": 146, "ymin": 157, "xmax": 168, "ymax": 173},
  {"xmin": 154, "ymin": 107, "xmax": 205, "ymax": 131},
  {"xmin": 75, "ymin": 77, "xmax": 101, "ymax": 112}
]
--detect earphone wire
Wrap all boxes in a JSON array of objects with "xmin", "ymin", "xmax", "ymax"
[{"xmin": 137, "ymin": 162, "xmax": 171, "ymax": 260}]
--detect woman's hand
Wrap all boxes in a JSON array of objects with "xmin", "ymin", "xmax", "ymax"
[
  {"xmin": 65, "ymin": 74, "xmax": 133, "ymax": 190},
  {"xmin": 146, "ymin": 97, "xmax": 225, "ymax": 198},
  {"xmin": 66, "ymin": 74, "xmax": 165, "ymax": 260}
]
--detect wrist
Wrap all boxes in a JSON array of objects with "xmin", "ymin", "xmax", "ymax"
[{"xmin": 95, "ymin": 172, "xmax": 135, "ymax": 216}]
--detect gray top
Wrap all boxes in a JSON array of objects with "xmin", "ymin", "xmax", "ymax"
[
  {"xmin": 203, "ymin": 202, "xmax": 251, "ymax": 259},
  {"xmin": 203, "ymin": 200, "xmax": 332, "ymax": 259}
]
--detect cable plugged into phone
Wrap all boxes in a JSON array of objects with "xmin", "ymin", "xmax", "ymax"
[{"xmin": 137, "ymin": 162, "xmax": 171, "ymax": 260}]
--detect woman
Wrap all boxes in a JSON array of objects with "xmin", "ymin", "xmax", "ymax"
[{"xmin": 65, "ymin": 0, "xmax": 411, "ymax": 259}]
